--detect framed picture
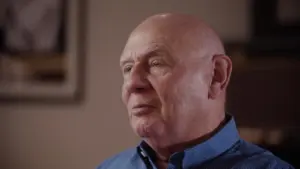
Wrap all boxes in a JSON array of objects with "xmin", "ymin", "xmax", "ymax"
[{"xmin": 0, "ymin": 0, "xmax": 85, "ymax": 102}]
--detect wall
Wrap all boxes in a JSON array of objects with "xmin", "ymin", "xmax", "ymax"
[{"xmin": 0, "ymin": 0, "xmax": 250, "ymax": 169}]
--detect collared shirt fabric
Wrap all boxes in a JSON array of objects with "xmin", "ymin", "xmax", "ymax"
[{"xmin": 97, "ymin": 116, "xmax": 295, "ymax": 169}]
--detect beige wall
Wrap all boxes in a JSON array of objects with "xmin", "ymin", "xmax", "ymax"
[{"xmin": 0, "ymin": 0, "xmax": 250, "ymax": 169}]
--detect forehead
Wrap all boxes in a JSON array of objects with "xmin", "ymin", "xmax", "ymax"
[{"xmin": 120, "ymin": 30, "xmax": 173, "ymax": 64}]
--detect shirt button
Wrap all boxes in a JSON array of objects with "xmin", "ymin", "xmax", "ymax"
[{"xmin": 140, "ymin": 150, "xmax": 147, "ymax": 158}]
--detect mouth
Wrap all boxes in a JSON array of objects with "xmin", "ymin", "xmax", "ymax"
[{"xmin": 131, "ymin": 104, "xmax": 156, "ymax": 116}]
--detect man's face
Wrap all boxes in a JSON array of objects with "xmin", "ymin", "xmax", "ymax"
[{"xmin": 120, "ymin": 28, "xmax": 212, "ymax": 141}]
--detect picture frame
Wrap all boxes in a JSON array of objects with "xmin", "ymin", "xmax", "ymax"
[{"xmin": 0, "ymin": 0, "xmax": 86, "ymax": 103}]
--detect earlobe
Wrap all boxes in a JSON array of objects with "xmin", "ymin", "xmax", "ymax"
[{"xmin": 208, "ymin": 54, "xmax": 232, "ymax": 99}]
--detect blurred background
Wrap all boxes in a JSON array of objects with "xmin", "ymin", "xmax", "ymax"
[{"xmin": 0, "ymin": 0, "xmax": 299, "ymax": 169}]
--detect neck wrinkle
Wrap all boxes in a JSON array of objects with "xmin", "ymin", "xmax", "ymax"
[{"xmin": 144, "ymin": 113, "xmax": 227, "ymax": 163}]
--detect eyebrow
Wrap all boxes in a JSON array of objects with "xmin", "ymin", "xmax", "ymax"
[
  {"xmin": 120, "ymin": 46, "xmax": 169, "ymax": 67},
  {"xmin": 145, "ymin": 50, "xmax": 165, "ymax": 60},
  {"xmin": 120, "ymin": 54, "xmax": 133, "ymax": 68}
]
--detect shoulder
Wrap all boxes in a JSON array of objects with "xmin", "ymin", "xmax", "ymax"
[
  {"xmin": 232, "ymin": 140, "xmax": 295, "ymax": 169},
  {"xmin": 233, "ymin": 153, "xmax": 294, "ymax": 169},
  {"xmin": 96, "ymin": 148, "xmax": 140, "ymax": 169}
]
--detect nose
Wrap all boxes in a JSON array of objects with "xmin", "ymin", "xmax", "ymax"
[{"xmin": 125, "ymin": 65, "xmax": 152, "ymax": 94}]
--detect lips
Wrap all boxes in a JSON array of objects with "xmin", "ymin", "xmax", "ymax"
[{"xmin": 131, "ymin": 104, "xmax": 155, "ymax": 116}]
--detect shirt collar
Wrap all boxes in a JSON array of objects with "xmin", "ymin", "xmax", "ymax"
[
  {"xmin": 137, "ymin": 114, "xmax": 240, "ymax": 168},
  {"xmin": 181, "ymin": 114, "xmax": 240, "ymax": 168}
]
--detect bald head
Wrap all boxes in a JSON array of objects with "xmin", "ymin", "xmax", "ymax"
[
  {"xmin": 126, "ymin": 13, "xmax": 225, "ymax": 60},
  {"xmin": 121, "ymin": 13, "xmax": 232, "ymax": 151}
]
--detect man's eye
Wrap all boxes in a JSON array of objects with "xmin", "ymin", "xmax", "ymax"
[
  {"xmin": 123, "ymin": 65, "xmax": 133, "ymax": 73},
  {"xmin": 150, "ymin": 60, "xmax": 163, "ymax": 67}
]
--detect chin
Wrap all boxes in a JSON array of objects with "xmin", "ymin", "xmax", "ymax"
[{"xmin": 131, "ymin": 117, "xmax": 164, "ymax": 138}]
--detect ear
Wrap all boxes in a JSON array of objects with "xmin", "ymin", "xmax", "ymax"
[{"xmin": 208, "ymin": 54, "xmax": 232, "ymax": 99}]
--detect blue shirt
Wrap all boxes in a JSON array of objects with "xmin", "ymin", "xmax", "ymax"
[{"xmin": 97, "ymin": 116, "xmax": 294, "ymax": 169}]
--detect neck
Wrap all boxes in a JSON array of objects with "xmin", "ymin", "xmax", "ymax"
[{"xmin": 144, "ymin": 113, "xmax": 227, "ymax": 162}]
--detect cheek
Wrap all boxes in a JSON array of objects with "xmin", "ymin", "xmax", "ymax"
[
  {"xmin": 121, "ymin": 84, "xmax": 129, "ymax": 105},
  {"xmin": 161, "ymin": 69, "xmax": 188, "ymax": 101},
  {"xmin": 155, "ymin": 76, "xmax": 183, "ymax": 117},
  {"xmin": 163, "ymin": 71, "xmax": 208, "ymax": 113}
]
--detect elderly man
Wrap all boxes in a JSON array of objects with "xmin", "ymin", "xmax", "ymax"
[{"xmin": 97, "ymin": 13, "xmax": 294, "ymax": 169}]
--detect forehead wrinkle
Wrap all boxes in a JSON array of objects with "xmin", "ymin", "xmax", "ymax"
[{"xmin": 120, "ymin": 39, "xmax": 172, "ymax": 67}]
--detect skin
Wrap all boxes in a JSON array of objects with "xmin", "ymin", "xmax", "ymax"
[{"xmin": 120, "ymin": 13, "xmax": 232, "ymax": 168}]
